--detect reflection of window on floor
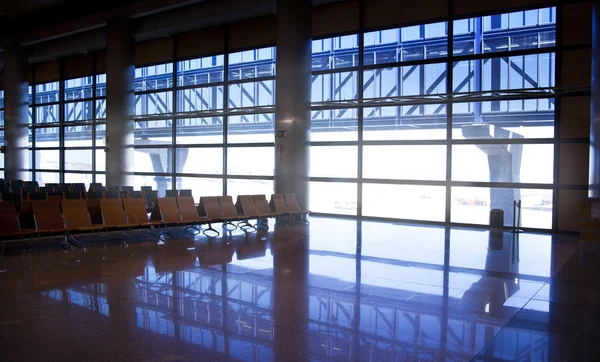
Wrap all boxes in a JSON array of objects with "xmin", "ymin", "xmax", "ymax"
[{"xmin": 40, "ymin": 286, "xmax": 109, "ymax": 316}]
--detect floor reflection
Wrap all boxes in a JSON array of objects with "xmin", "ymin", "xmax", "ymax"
[{"xmin": 0, "ymin": 217, "xmax": 586, "ymax": 361}]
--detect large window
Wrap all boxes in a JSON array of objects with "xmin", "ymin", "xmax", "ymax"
[{"xmin": 310, "ymin": 7, "xmax": 556, "ymax": 229}]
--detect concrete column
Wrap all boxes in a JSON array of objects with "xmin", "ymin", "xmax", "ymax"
[
  {"xmin": 106, "ymin": 17, "xmax": 135, "ymax": 187},
  {"xmin": 274, "ymin": 0, "xmax": 312, "ymax": 209},
  {"xmin": 3, "ymin": 45, "xmax": 30, "ymax": 180},
  {"xmin": 590, "ymin": 2, "xmax": 600, "ymax": 197}
]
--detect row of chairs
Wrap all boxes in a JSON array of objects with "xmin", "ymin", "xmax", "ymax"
[{"xmin": 0, "ymin": 193, "xmax": 309, "ymax": 241}]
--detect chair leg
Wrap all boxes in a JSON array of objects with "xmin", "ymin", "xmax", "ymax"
[
  {"xmin": 202, "ymin": 223, "xmax": 220, "ymax": 237},
  {"xmin": 222, "ymin": 221, "xmax": 237, "ymax": 232}
]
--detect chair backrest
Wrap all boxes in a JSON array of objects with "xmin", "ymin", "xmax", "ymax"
[
  {"xmin": 18, "ymin": 201, "xmax": 36, "ymax": 231},
  {"xmin": 86, "ymin": 199, "xmax": 104, "ymax": 225},
  {"xmin": 45, "ymin": 183, "xmax": 59, "ymax": 189},
  {"xmin": 236, "ymin": 195, "xmax": 258, "ymax": 217},
  {"xmin": 12, "ymin": 180, "xmax": 24, "ymax": 188},
  {"xmin": 122, "ymin": 198, "xmax": 150, "ymax": 224},
  {"xmin": 165, "ymin": 190, "xmax": 178, "ymax": 198},
  {"xmin": 63, "ymin": 192, "xmax": 83, "ymax": 200},
  {"xmin": 144, "ymin": 190, "xmax": 158, "ymax": 202},
  {"xmin": 218, "ymin": 196, "xmax": 239, "ymax": 219},
  {"xmin": 90, "ymin": 183, "xmax": 103, "ymax": 188},
  {"xmin": 99, "ymin": 199, "xmax": 127, "ymax": 227},
  {"xmin": 23, "ymin": 186, "xmax": 38, "ymax": 194},
  {"xmin": 107, "ymin": 185, "xmax": 120, "ymax": 193},
  {"xmin": 0, "ymin": 205, "xmax": 22, "ymax": 235},
  {"xmin": 284, "ymin": 193, "xmax": 302, "ymax": 213},
  {"xmin": 31, "ymin": 200, "xmax": 65, "ymax": 232},
  {"xmin": 177, "ymin": 197, "xmax": 199, "ymax": 222},
  {"xmin": 129, "ymin": 191, "xmax": 143, "ymax": 199},
  {"xmin": 57, "ymin": 185, "xmax": 71, "ymax": 193},
  {"xmin": 119, "ymin": 191, "xmax": 130, "ymax": 198},
  {"xmin": 199, "ymin": 197, "xmax": 223, "ymax": 220},
  {"xmin": 121, "ymin": 186, "xmax": 134, "ymax": 192},
  {"xmin": 179, "ymin": 189, "xmax": 193, "ymax": 197},
  {"xmin": 156, "ymin": 198, "xmax": 181, "ymax": 223},
  {"xmin": 71, "ymin": 183, "xmax": 86, "ymax": 193},
  {"xmin": 39, "ymin": 186, "xmax": 55, "ymax": 193},
  {"xmin": 270, "ymin": 194, "xmax": 289, "ymax": 214},
  {"xmin": 3, "ymin": 193, "xmax": 22, "ymax": 213},
  {"xmin": 25, "ymin": 181, "xmax": 39, "ymax": 188},
  {"xmin": 141, "ymin": 186, "xmax": 153, "ymax": 193},
  {"xmin": 92, "ymin": 186, "xmax": 106, "ymax": 192},
  {"xmin": 88, "ymin": 191, "xmax": 104, "ymax": 199},
  {"xmin": 105, "ymin": 190, "xmax": 119, "ymax": 199},
  {"xmin": 47, "ymin": 192, "xmax": 63, "ymax": 201},
  {"xmin": 61, "ymin": 199, "xmax": 92, "ymax": 229},
  {"xmin": 28, "ymin": 192, "xmax": 48, "ymax": 201},
  {"xmin": 253, "ymin": 195, "xmax": 272, "ymax": 215}
]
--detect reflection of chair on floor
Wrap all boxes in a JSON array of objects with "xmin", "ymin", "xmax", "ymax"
[
  {"xmin": 195, "ymin": 242, "xmax": 235, "ymax": 267},
  {"xmin": 235, "ymin": 239, "xmax": 268, "ymax": 260}
]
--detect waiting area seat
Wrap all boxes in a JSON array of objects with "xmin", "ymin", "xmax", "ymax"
[{"xmin": 0, "ymin": 179, "xmax": 309, "ymax": 243}]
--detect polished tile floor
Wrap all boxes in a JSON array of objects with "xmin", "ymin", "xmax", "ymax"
[{"xmin": 0, "ymin": 217, "xmax": 597, "ymax": 361}]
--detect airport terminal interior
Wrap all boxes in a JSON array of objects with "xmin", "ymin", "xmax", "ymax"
[{"xmin": 0, "ymin": 0, "xmax": 600, "ymax": 360}]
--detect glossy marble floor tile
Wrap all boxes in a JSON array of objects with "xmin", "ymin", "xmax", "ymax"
[{"xmin": 0, "ymin": 217, "xmax": 593, "ymax": 361}]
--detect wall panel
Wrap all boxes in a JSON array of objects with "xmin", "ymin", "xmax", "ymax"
[
  {"xmin": 64, "ymin": 53, "xmax": 94, "ymax": 79},
  {"xmin": 313, "ymin": 0, "xmax": 359, "ymax": 38},
  {"xmin": 453, "ymin": 0, "xmax": 553, "ymax": 16},
  {"xmin": 557, "ymin": 189, "xmax": 586, "ymax": 231},
  {"xmin": 135, "ymin": 37, "xmax": 174, "ymax": 66},
  {"xmin": 229, "ymin": 15, "xmax": 276, "ymax": 50},
  {"xmin": 364, "ymin": 0, "xmax": 448, "ymax": 29},
  {"xmin": 560, "ymin": 96, "xmax": 591, "ymax": 139},
  {"xmin": 559, "ymin": 143, "xmax": 589, "ymax": 185},
  {"xmin": 34, "ymin": 61, "xmax": 60, "ymax": 83},
  {"xmin": 561, "ymin": 48, "xmax": 592, "ymax": 88},
  {"xmin": 96, "ymin": 51, "xmax": 106, "ymax": 74},
  {"xmin": 562, "ymin": 1, "xmax": 592, "ymax": 46},
  {"xmin": 177, "ymin": 26, "xmax": 225, "ymax": 59}
]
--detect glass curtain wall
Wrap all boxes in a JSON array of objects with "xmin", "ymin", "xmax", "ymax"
[
  {"xmin": 310, "ymin": 7, "xmax": 556, "ymax": 229},
  {"xmin": 29, "ymin": 66, "xmax": 106, "ymax": 188},
  {"xmin": 132, "ymin": 46, "xmax": 276, "ymax": 199}
]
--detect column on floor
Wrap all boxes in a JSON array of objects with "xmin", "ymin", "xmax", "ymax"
[
  {"xmin": 274, "ymin": 0, "xmax": 312, "ymax": 210},
  {"xmin": 105, "ymin": 17, "xmax": 135, "ymax": 187},
  {"xmin": 3, "ymin": 44, "xmax": 30, "ymax": 181},
  {"xmin": 590, "ymin": 2, "xmax": 600, "ymax": 197}
]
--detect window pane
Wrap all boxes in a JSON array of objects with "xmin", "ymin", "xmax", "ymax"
[
  {"xmin": 452, "ymin": 144, "xmax": 553, "ymax": 184},
  {"xmin": 311, "ymin": 72, "xmax": 357, "ymax": 102},
  {"xmin": 134, "ymin": 148, "xmax": 171, "ymax": 173},
  {"xmin": 363, "ymin": 145, "xmax": 446, "ymax": 180},
  {"xmin": 452, "ymin": 100, "xmax": 554, "ymax": 139},
  {"xmin": 0, "ymin": 110, "xmax": 4, "ymax": 128},
  {"xmin": 34, "ymin": 127, "xmax": 60, "ymax": 147},
  {"xmin": 134, "ymin": 120, "xmax": 173, "ymax": 145},
  {"xmin": 310, "ymin": 146, "xmax": 357, "ymax": 178},
  {"xmin": 132, "ymin": 175, "xmax": 171, "ymax": 197},
  {"xmin": 310, "ymin": 181, "xmax": 356, "ymax": 215},
  {"xmin": 228, "ymin": 114, "xmax": 274, "ymax": 143},
  {"xmin": 228, "ymin": 47, "xmax": 275, "ymax": 80},
  {"xmin": 227, "ymin": 147, "xmax": 274, "ymax": 176},
  {"xmin": 64, "ymin": 125, "xmax": 94, "ymax": 147},
  {"xmin": 95, "ymin": 173, "xmax": 106, "ymax": 186},
  {"xmin": 35, "ymin": 82, "xmax": 60, "ymax": 104},
  {"xmin": 65, "ymin": 149, "xmax": 92, "ymax": 171},
  {"xmin": 176, "ymin": 118, "xmax": 223, "ymax": 144},
  {"xmin": 64, "ymin": 173, "xmax": 93, "ymax": 188},
  {"xmin": 227, "ymin": 179, "xmax": 273, "ymax": 199},
  {"xmin": 135, "ymin": 63, "xmax": 173, "ymax": 92},
  {"xmin": 451, "ymin": 186, "xmax": 552, "ymax": 229},
  {"xmin": 135, "ymin": 92, "xmax": 173, "ymax": 116},
  {"xmin": 36, "ymin": 172, "xmax": 60, "ymax": 185},
  {"xmin": 311, "ymin": 109, "xmax": 358, "ymax": 142},
  {"xmin": 363, "ymin": 184, "xmax": 445, "ymax": 221},
  {"xmin": 228, "ymin": 81, "xmax": 274, "ymax": 108},
  {"xmin": 177, "ymin": 86, "xmax": 223, "ymax": 112},
  {"xmin": 363, "ymin": 105, "xmax": 447, "ymax": 140},
  {"xmin": 312, "ymin": 35, "xmax": 359, "ymax": 71},
  {"xmin": 179, "ymin": 177, "xmax": 222, "ymax": 199},
  {"xmin": 177, "ymin": 55, "xmax": 224, "ymax": 86},
  {"xmin": 35, "ymin": 104, "xmax": 60, "ymax": 124},
  {"xmin": 35, "ymin": 149, "xmax": 59, "ymax": 170},
  {"xmin": 96, "ymin": 74, "xmax": 107, "ymax": 97},
  {"xmin": 96, "ymin": 98, "xmax": 107, "ymax": 120},
  {"xmin": 65, "ymin": 101, "xmax": 94, "ymax": 122},
  {"xmin": 96, "ymin": 149, "xmax": 105, "ymax": 172},
  {"xmin": 176, "ymin": 147, "xmax": 223, "ymax": 174},
  {"xmin": 64, "ymin": 77, "xmax": 93, "ymax": 100},
  {"xmin": 95, "ymin": 124, "xmax": 106, "ymax": 146}
]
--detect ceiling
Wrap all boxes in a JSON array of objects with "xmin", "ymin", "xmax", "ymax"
[{"xmin": 0, "ymin": 0, "xmax": 137, "ymax": 37}]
